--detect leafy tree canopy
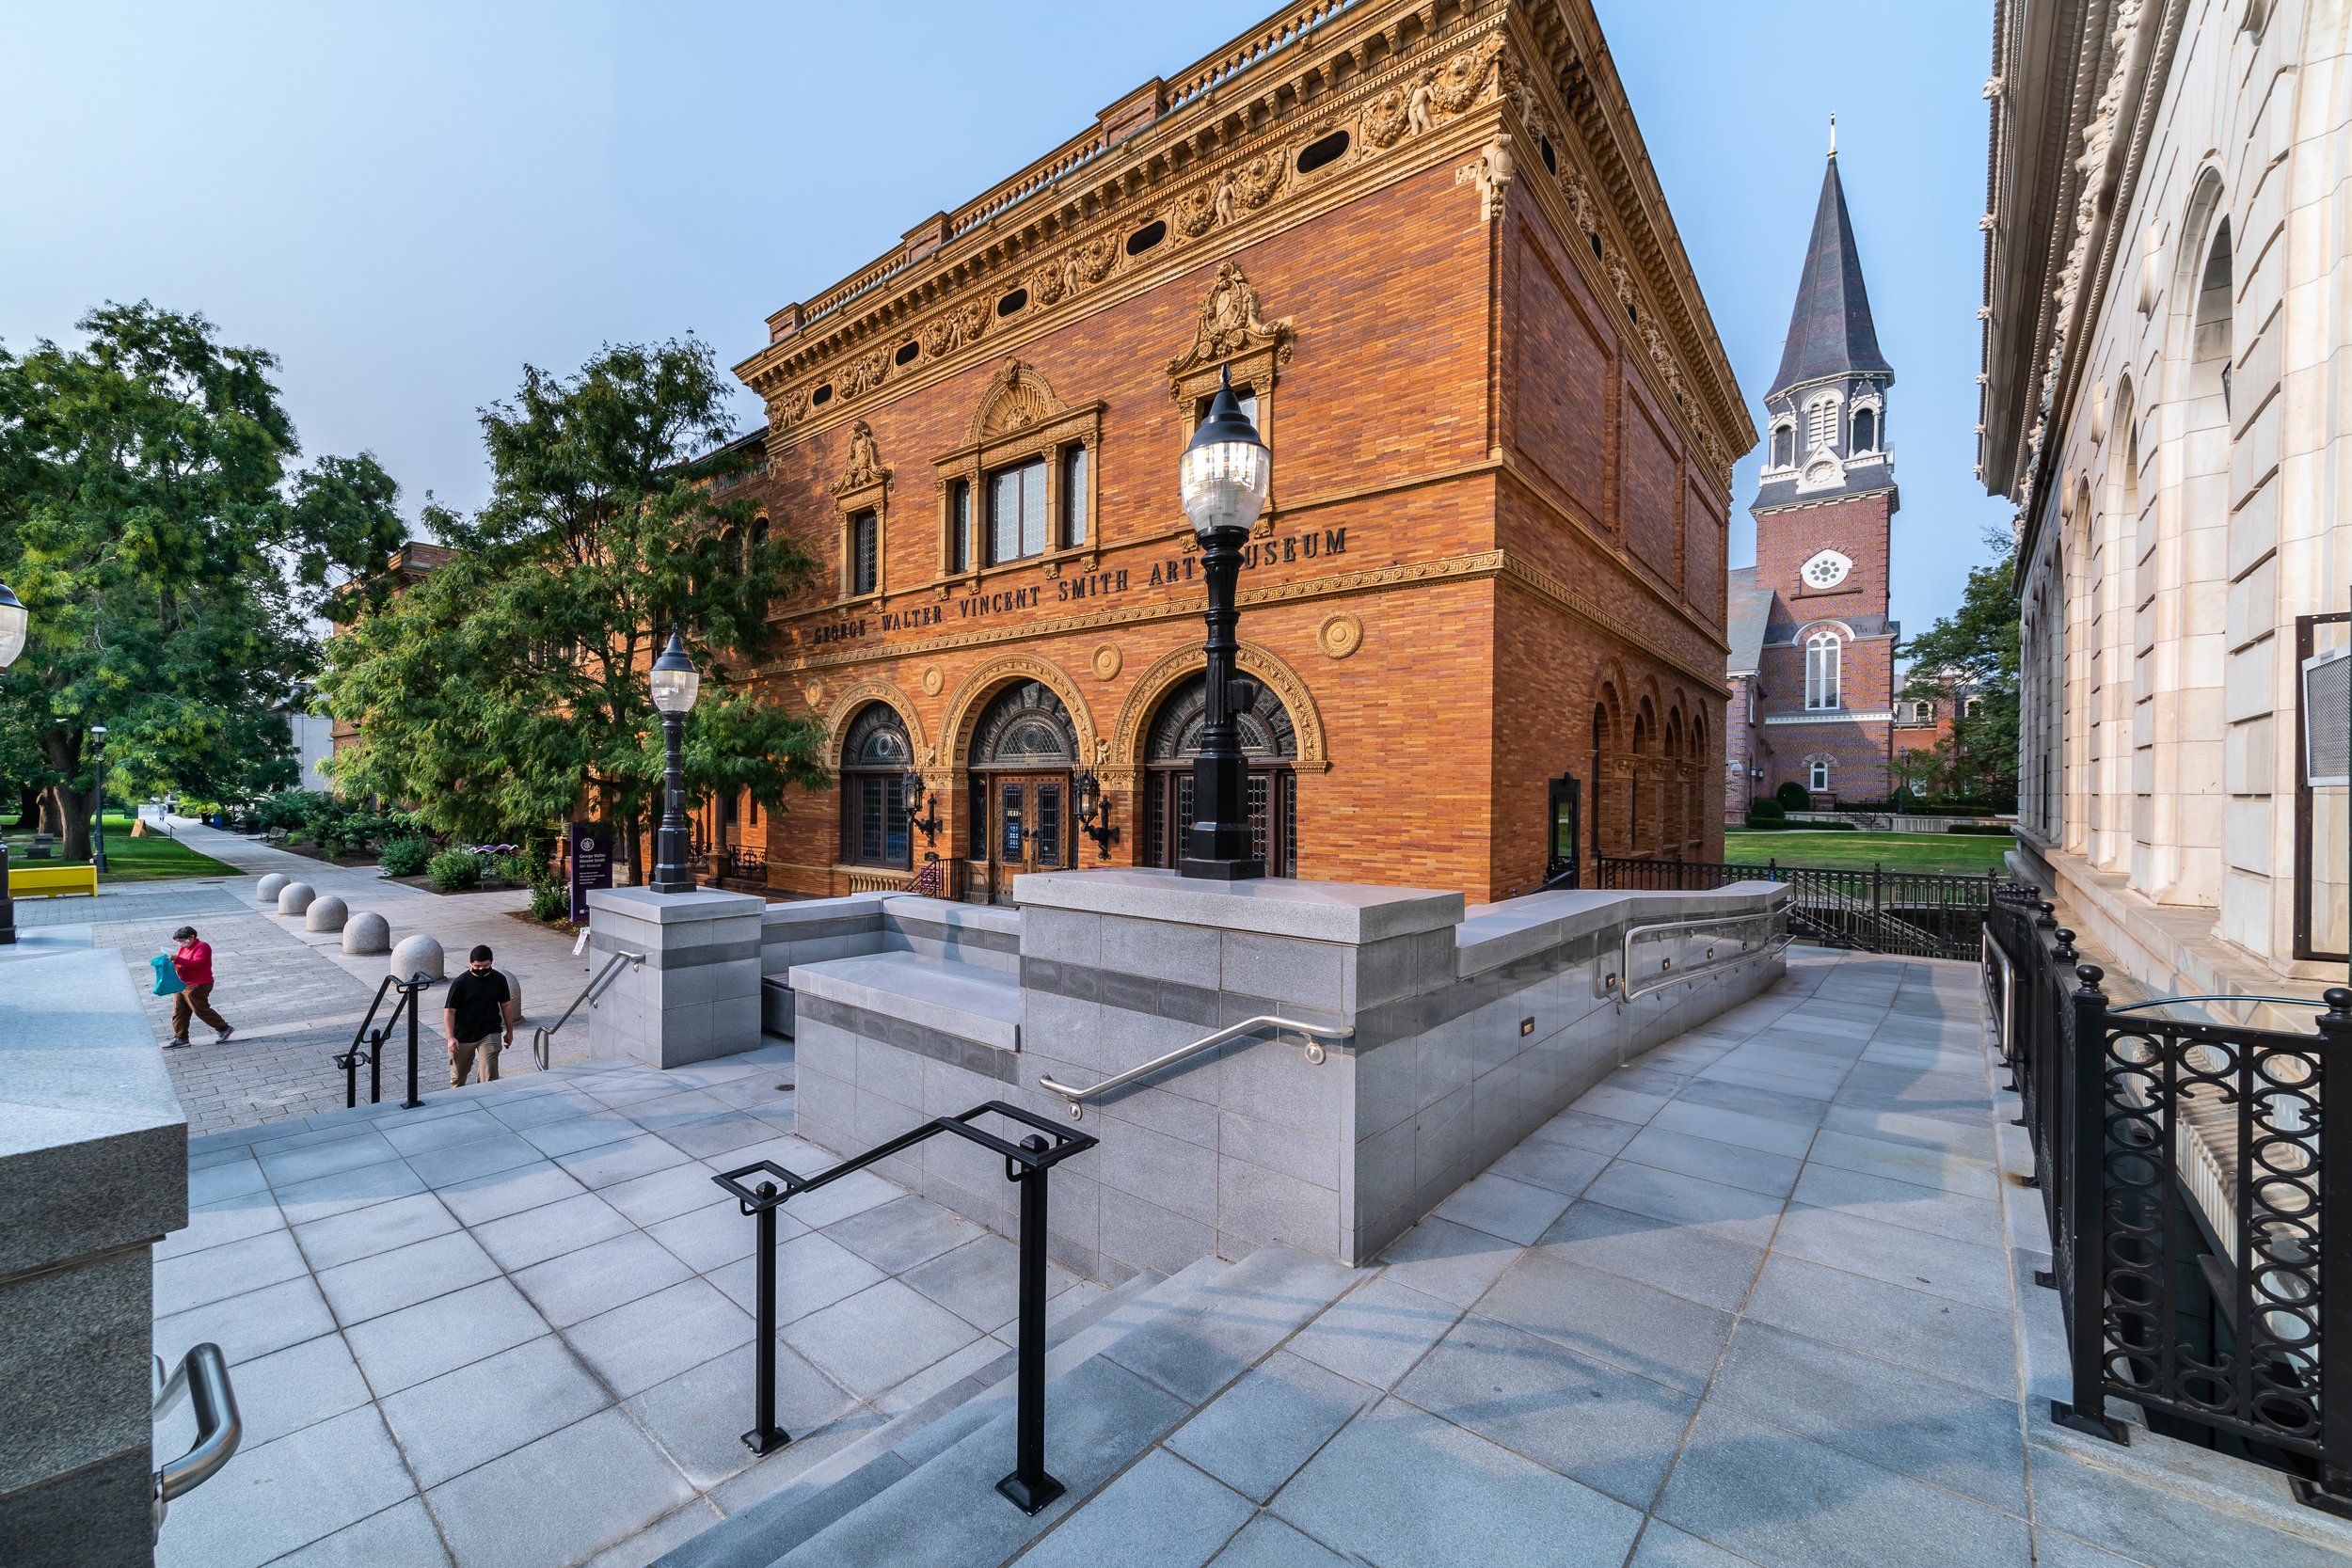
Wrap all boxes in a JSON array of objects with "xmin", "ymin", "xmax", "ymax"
[
  {"xmin": 0, "ymin": 302, "xmax": 407, "ymax": 853},
  {"xmin": 1900, "ymin": 531, "xmax": 2023, "ymax": 809},
  {"xmin": 319, "ymin": 340, "xmax": 825, "ymax": 863}
]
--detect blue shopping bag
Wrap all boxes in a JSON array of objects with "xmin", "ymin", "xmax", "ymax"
[{"xmin": 151, "ymin": 953, "xmax": 186, "ymax": 997}]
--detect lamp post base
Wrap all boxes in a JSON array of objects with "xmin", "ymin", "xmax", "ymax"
[{"xmin": 1179, "ymin": 855, "xmax": 1265, "ymax": 881}]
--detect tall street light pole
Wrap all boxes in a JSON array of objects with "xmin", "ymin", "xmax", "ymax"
[
  {"xmin": 647, "ymin": 627, "xmax": 702, "ymax": 895},
  {"xmin": 88, "ymin": 723, "xmax": 109, "ymax": 876},
  {"xmin": 1178, "ymin": 365, "xmax": 1272, "ymax": 881},
  {"xmin": 0, "ymin": 579, "xmax": 24, "ymax": 944}
]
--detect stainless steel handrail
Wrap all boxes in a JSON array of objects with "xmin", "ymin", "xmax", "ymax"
[
  {"xmin": 1607, "ymin": 905, "xmax": 1791, "ymax": 1006},
  {"xmin": 532, "ymin": 948, "xmax": 644, "ymax": 1069},
  {"xmin": 1039, "ymin": 1015, "xmax": 1352, "ymax": 1120},
  {"xmin": 152, "ymin": 1343, "xmax": 240, "ymax": 1537}
]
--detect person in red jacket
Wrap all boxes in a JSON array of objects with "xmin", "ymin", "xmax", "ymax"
[{"xmin": 167, "ymin": 926, "xmax": 235, "ymax": 1049}]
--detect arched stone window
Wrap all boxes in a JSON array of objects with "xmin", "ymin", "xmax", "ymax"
[
  {"xmin": 1851, "ymin": 406, "xmax": 1876, "ymax": 453},
  {"xmin": 1771, "ymin": 421, "xmax": 1795, "ymax": 467},
  {"xmin": 839, "ymin": 705, "xmax": 912, "ymax": 868},
  {"xmin": 1804, "ymin": 631, "xmax": 1842, "ymax": 711},
  {"xmin": 1808, "ymin": 758, "xmax": 1831, "ymax": 792}
]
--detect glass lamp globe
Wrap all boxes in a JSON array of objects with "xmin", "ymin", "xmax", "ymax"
[
  {"xmin": 648, "ymin": 629, "xmax": 702, "ymax": 716},
  {"xmin": 0, "ymin": 582, "xmax": 25, "ymax": 672},
  {"xmin": 1179, "ymin": 367, "xmax": 1271, "ymax": 539}
]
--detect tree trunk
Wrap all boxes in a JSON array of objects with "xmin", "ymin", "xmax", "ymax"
[
  {"xmin": 14, "ymin": 783, "xmax": 39, "ymax": 831},
  {"xmin": 36, "ymin": 787, "xmax": 60, "ymax": 835},
  {"xmin": 48, "ymin": 783, "xmax": 91, "ymax": 862}
]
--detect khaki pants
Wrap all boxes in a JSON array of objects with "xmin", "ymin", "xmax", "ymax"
[
  {"xmin": 172, "ymin": 983, "xmax": 230, "ymax": 1040},
  {"xmin": 450, "ymin": 1032, "xmax": 502, "ymax": 1087}
]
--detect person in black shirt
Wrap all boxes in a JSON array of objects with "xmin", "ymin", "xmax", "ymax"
[{"xmin": 443, "ymin": 944, "xmax": 516, "ymax": 1086}]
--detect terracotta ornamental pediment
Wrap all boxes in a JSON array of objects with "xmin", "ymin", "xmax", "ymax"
[{"xmin": 1166, "ymin": 261, "xmax": 1294, "ymax": 382}]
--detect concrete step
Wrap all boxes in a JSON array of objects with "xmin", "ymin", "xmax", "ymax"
[
  {"xmin": 653, "ymin": 1257, "xmax": 1234, "ymax": 1568},
  {"xmin": 759, "ymin": 1244, "xmax": 1362, "ymax": 1568}
]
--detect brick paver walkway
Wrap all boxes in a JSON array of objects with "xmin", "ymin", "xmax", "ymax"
[{"xmin": 31, "ymin": 820, "xmax": 604, "ymax": 1137}]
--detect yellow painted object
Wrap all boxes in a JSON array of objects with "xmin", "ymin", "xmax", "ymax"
[{"xmin": 8, "ymin": 863, "xmax": 100, "ymax": 898}]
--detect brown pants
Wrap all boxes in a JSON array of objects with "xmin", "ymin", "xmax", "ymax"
[
  {"xmin": 172, "ymin": 983, "xmax": 229, "ymax": 1039},
  {"xmin": 450, "ymin": 1033, "xmax": 503, "ymax": 1087}
]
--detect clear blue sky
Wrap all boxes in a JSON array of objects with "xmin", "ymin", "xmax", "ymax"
[{"xmin": 0, "ymin": 0, "xmax": 2009, "ymax": 635}]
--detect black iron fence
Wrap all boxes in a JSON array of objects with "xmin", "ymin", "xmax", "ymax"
[
  {"xmin": 1595, "ymin": 855, "xmax": 2010, "ymax": 960},
  {"xmin": 1985, "ymin": 892, "xmax": 2352, "ymax": 1510}
]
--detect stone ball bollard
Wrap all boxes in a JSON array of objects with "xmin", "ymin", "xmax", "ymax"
[
  {"xmin": 342, "ymin": 911, "xmax": 391, "ymax": 955},
  {"xmin": 390, "ymin": 933, "xmax": 445, "ymax": 982},
  {"xmin": 256, "ymin": 872, "xmax": 289, "ymax": 904},
  {"xmin": 277, "ymin": 881, "xmax": 317, "ymax": 916},
  {"xmin": 305, "ymin": 895, "xmax": 348, "ymax": 933}
]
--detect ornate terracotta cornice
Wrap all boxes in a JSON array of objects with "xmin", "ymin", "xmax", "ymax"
[{"xmin": 733, "ymin": 0, "xmax": 1745, "ymax": 482}]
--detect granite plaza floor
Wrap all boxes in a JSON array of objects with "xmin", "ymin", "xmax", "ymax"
[{"xmin": 148, "ymin": 950, "xmax": 2352, "ymax": 1568}]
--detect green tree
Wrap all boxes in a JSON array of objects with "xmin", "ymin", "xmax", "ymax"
[
  {"xmin": 0, "ymin": 303, "xmax": 408, "ymax": 857},
  {"xmin": 1900, "ymin": 533, "xmax": 2023, "ymax": 809},
  {"xmin": 319, "ymin": 340, "xmax": 825, "ymax": 875}
]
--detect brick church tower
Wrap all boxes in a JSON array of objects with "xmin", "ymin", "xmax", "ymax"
[{"xmin": 1724, "ymin": 135, "xmax": 1900, "ymax": 816}]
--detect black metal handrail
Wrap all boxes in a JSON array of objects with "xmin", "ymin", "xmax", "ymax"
[
  {"xmin": 714, "ymin": 1101, "xmax": 1098, "ymax": 1513},
  {"xmin": 1597, "ymin": 854, "xmax": 2016, "ymax": 961},
  {"xmin": 1986, "ymin": 895, "xmax": 2352, "ymax": 1511},
  {"xmin": 332, "ymin": 972, "xmax": 436, "ymax": 1111}
]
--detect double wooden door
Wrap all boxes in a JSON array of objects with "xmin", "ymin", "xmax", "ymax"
[{"xmin": 976, "ymin": 771, "xmax": 1069, "ymax": 904}]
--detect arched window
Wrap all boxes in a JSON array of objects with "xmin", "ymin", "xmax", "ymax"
[
  {"xmin": 1771, "ymin": 423, "xmax": 1794, "ymax": 467},
  {"xmin": 1914, "ymin": 700, "xmax": 1932, "ymax": 723},
  {"xmin": 1142, "ymin": 673, "xmax": 1297, "ymax": 877},
  {"xmin": 1808, "ymin": 759, "xmax": 1831, "ymax": 792},
  {"xmin": 1851, "ymin": 407, "xmax": 1876, "ymax": 452},
  {"xmin": 839, "ymin": 705, "xmax": 912, "ymax": 868},
  {"xmin": 1804, "ymin": 632, "xmax": 1842, "ymax": 710}
]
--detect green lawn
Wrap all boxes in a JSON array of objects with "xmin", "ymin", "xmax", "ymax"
[
  {"xmin": 1724, "ymin": 829, "xmax": 2015, "ymax": 877},
  {"xmin": 4, "ymin": 814, "xmax": 240, "ymax": 883}
]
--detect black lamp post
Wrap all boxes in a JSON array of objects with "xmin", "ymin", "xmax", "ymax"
[
  {"xmin": 88, "ymin": 723, "xmax": 108, "ymax": 876},
  {"xmin": 0, "ymin": 579, "xmax": 23, "ymax": 945},
  {"xmin": 648, "ymin": 628, "xmax": 701, "ymax": 895},
  {"xmin": 1178, "ymin": 366, "xmax": 1271, "ymax": 880}
]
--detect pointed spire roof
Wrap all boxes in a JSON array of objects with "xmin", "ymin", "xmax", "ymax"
[{"xmin": 1767, "ymin": 147, "xmax": 1891, "ymax": 401}]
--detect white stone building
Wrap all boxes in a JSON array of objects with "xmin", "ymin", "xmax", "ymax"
[{"xmin": 1980, "ymin": 0, "xmax": 2351, "ymax": 995}]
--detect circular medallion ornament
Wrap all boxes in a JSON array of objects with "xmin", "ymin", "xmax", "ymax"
[
  {"xmin": 921, "ymin": 667, "xmax": 944, "ymax": 696},
  {"xmin": 1317, "ymin": 612, "xmax": 1363, "ymax": 659},
  {"xmin": 1091, "ymin": 643, "xmax": 1122, "ymax": 681},
  {"xmin": 802, "ymin": 682, "xmax": 825, "ymax": 709},
  {"xmin": 1800, "ymin": 549, "xmax": 1853, "ymax": 591}
]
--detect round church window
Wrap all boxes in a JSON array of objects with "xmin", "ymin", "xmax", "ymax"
[{"xmin": 1801, "ymin": 549, "xmax": 1852, "ymax": 591}]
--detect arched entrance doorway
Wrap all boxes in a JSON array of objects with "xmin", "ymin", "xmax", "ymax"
[
  {"xmin": 1140, "ymin": 673, "xmax": 1298, "ymax": 877},
  {"xmin": 965, "ymin": 680, "xmax": 1079, "ymax": 904}
]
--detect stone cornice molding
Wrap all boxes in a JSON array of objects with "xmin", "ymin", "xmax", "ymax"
[
  {"xmin": 735, "ymin": 0, "xmax": 1743, "ymax": 480},
  {"xmin": 755, "ymin": 543, "xmax": 1728, "ymax": 700},
  {"xmin": 1980, "ymin": 0, "xmax": 2185, "ymax": 556}
]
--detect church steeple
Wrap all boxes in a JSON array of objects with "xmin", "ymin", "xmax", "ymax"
[
  {"xmin": 1755, "ymin": 137, "xmax": 1896, "ymax": 512},
  {"xmin": 1767, "ymin": 146, "xmax": 1892, "ymax": 403}
]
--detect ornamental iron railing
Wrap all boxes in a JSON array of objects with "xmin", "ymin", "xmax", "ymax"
[
  {"xmin": 1595, "ymin": 855, "xmax": 2011, "ymax": 961},
  {"xmin": 1986, "ymin": 892, "xmax": 2352, "ymax": 1512}
]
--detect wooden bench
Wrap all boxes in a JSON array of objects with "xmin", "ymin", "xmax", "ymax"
[{"xmin": 9, "ymin": 863, "xmax": 100, "ymax": 899}]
